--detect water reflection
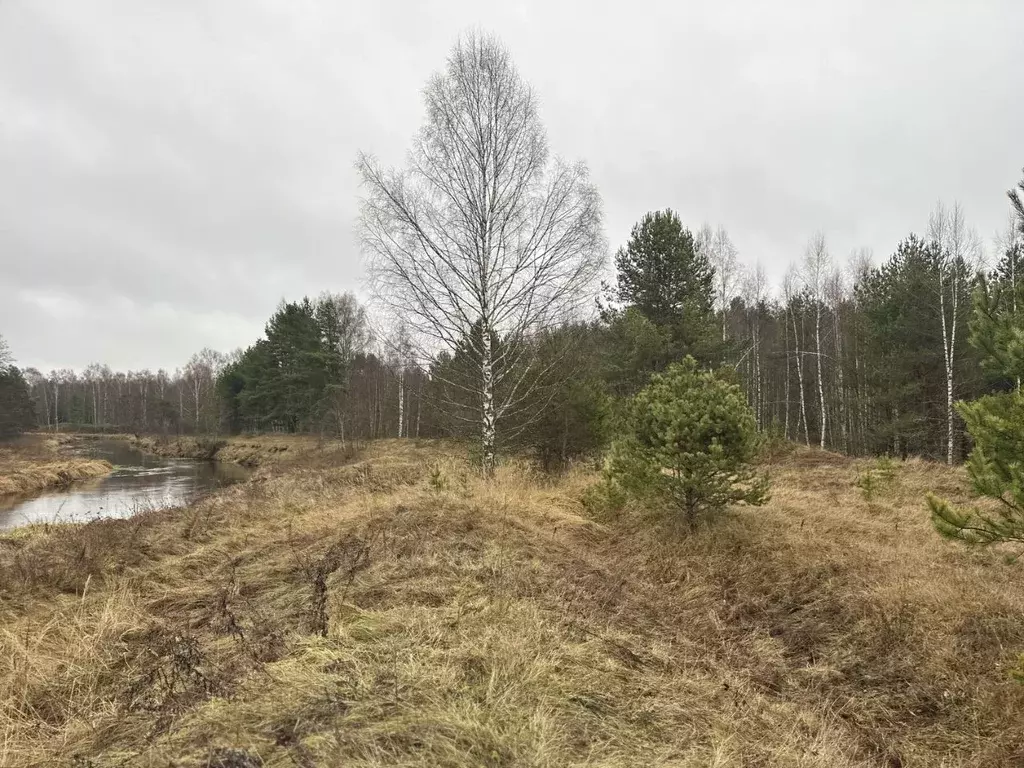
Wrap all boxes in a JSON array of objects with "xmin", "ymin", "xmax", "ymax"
[{"xmin": 0, "ymin": 439, "xmax": 249, "ymax": 530}]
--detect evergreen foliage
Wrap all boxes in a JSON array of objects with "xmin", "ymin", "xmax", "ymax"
[
  {"xmin": 856, "ymin": 236, "xmax": 946, "ymax": 454},
  {"xmin": 605, "ymin": 357, "xmax": 769, "ymax": 528},
  {"xmin": 0, "ymin": 334, "xmax": 35, "ymax": 436},
  {"xmin": 929, "ymin": 270, "xmax": 1024, "ymax": 545},
  {"xmin": 0, "ymin": 365, "xmax": 36, "ymax": 436},
  {"xmin": 612, "ymin": 210, "xmax": 718, "ymax": 371},
  {"xmin": 219, "ymin": 296, "xmax": 351, "ymax": 433}
]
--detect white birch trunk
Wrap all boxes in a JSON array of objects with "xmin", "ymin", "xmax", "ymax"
[
  {"xmin": 754, "ymin": 319, "xmax": 762, "ymax": 428},
  {"xmin": 397, "ymin": 369, "xmax": 405, "ymax": 438},
  {"xmin": 193, "ymin": 380, "xmax": 201, "ymax": 432},
  {"xmin": 792, "ymin": 310, "xmax": 809, "ymax": 447},
  {"xmin": 834, "ymin": 315, "xmax": 846, "ymax": 453},
  {"xmin": 814, "ymin": 300, "xmax": 826, "ymax": 449},
  {"xmin": 40, "ymin": 382, "xmax": 50, "ymax": 431},
  {"xmin": 783, "ymin": 310, "xmax": 791, "ymax": 440},
  {"xmin": 481, "ymin": 326, "xmax": 496, "ymax": 476},
  {"xmin": 938, "ymin": 267, "xmax": 955, "ymax": 465}
]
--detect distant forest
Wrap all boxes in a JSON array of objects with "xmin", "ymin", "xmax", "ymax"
[
  {"xmin": 3, "ymin": 33, "xmax": 1021, "ymax": 467},
  {"xmin": 3, "ymin": 185, "xmax": 1022, "ymax": 467}
]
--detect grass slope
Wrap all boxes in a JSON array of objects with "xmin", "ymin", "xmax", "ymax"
[
  {"xmin": 0, "ymin": 436, "xmax": 112, "ymax": 497},
  {"xmin": 126, "ymin": 434, "xmax": 352, "ymax": 468},
  {"xmin": 1, "ymin": 440, "xmax": 1023, "ymax": 766}
]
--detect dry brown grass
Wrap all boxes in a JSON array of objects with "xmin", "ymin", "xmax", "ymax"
[
  {"xmin": 1, "ymin": 440, "xmax": 1023, "ymax": 767},
  {"xmin": 125, "ymin": 433, "xmax": 367, "ymax": 469},
  {"xmin": 0, "ymin": 435, "xmax": 112, "ymax": 497}
]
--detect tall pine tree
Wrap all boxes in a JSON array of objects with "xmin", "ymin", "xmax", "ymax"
[{"xmin": 607, "ymin": 209, "xmax": 718, "ymax": 394}]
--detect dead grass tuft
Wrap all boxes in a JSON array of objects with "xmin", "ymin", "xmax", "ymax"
[
  {"xmin": 1, "ymin": 440, "xmax": 1023, "ymax": 766},
  {"xmin": 0, "ymin": 436, "xmax": 112, "ymax": 498}
]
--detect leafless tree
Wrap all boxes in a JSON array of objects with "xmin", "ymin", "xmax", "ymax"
[
  {"xmin": 379, "ymin": 319, "xmax": 415, "ymax": 439},
  {"xmin": 928, "ymin": 201, "xmax": 981, "ymax": 465},
  {"xmin": 315, "ymin": 291, "xmax": 370, "ymax": 441},
  {"xmin": 0, "ymin": 333, "xmax": 11, "ymax": 372},
  {"xmin": 183, "ymin": 348, "xmax": 226, "ymax": 433},
  {"xmin": 740, "ymin": 263, "xmax": 767, "ymax": 425},
  {"xmin": 783, "ymin": 267, "xmax": 810, "ymax": 446},
  {"xmin": 358, "ymin": 32, "xmax": 605, "ymax": 473},
  {"xmin": 23, "ymin": 368, "xmax": 49, "ymax": 430},
  {"xmin": 697, "ymin": 224, "xmax": 740, "ymax": 342},
  {"xmin": 802, "ymin": 232, "xmax": 832, "ymax": 449},
  {"xmin": 826, "ymin": 266, "xmax": 848, "ymax": 452},
  {"xmin": 846, "ymin": 248, "xmax": 873, "ymax": 453}
]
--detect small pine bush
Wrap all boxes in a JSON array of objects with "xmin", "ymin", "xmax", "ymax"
[{"xmin": 604, "ymin": 356, "xmax": 769, "ymax": 528}]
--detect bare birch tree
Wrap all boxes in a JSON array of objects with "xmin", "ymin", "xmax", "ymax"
[
  {"xmin": 697, "ymin": 224, "xmax": 740, "ymax": 342},
  {"xmin": 741, "ymin": 264, "xmax": 767, "ymax": 425},
  {"xmin": 783, "ymin": 267, "xmax": 810, "ymax": 446},
  {"xmin": 802, "ymin": 233, "xmax": 832, "ymax": 449},
  {"xmin": 316, "ymin": 292, "xmax": 370, "ymax": 442},
  {"xmin": 0, "ymin": 334, "xmax": 11, "ymax": 372},
  {"xmin": 380, "ymin": 320, "xmax": 415, "ymax": 439},
  {"xmin": 847, "ymin": 248, "xmax": 873, "ymax": 454},
  {"xmin": 358, "ymin": 32, "xmax": 605, "ymax": 473},
  {"xmin": 928, "ymin": 201, "xmax": 981, "ymax": 465},
  {"xmin": 826, "ymin": 266, "xmax": 848, "ymax": 452},
  {"xmin": 183, "ymin": 348, "xmax": 225, "ymax": 434}
]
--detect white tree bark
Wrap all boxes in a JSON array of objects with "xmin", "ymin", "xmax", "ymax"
[
  {"xmin": 358, "ymin": 33, "xmax": 605, "ymax": 475},
  {"xmin": 928, "ymin": 201, "xmax": 980, "ymax": 465},
  {"xmin": 742, "ymin": 264, "xmax": 766, "ymax": 427},
  {"xmin": 802, "ymin": 233, "xmax": 831, "ymax": 450},
  {"xmin": 783, "ymin": 302, "xmax": 791, "ymax": 441},
  {"xmin": 847, "ymin": 249, "xmax": 872, "ymax": 455},
  {"xmin": 828, "ymin": 269, "xmax": 847, "ymax": 453},
  {"xmin": 397, "ymin": 369, "xmax": 405, "ymax": 438},
  {"xmin": 795, "ymin": 312, "xmax": 810, "ymax": 447},
  {"xmin": 784, "ymin": 269, "xmax": 810, "ymax": 447},
  {"xmin": 697, "ymin": 223, "xmax": 740, "ymax": 342},
  {"xmin": 480, "ymin": 327, "xmax": 496, "ymax": 470}
]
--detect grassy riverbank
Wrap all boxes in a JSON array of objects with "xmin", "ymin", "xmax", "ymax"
[
  {"xmin": 0, "ymin": 435, "xmax": 112, "ymax": 498},
  {"xmin": 1, "ymin": 439, "xmax": 1023, "ymax": 766},
  {"xmin": 125, "ymin": 433, "xmax": 349, "ymax": 468}
]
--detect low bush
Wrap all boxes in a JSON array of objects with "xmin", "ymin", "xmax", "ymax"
[{"xmin": 603, "ymin": 356, "xmax": 768, "ymax": 528}]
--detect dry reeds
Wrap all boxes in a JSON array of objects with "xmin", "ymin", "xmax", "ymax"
[
  {"xmin": 0, "ymin": 438, "xmax": 112, "ymax": 498},
  {"xmin": 1, "ymin": 440, "xmax": 1022, "ymax": 766}
]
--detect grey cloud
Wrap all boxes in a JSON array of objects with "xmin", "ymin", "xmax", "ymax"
[{"xmin": 1, "ymin": 0, "xmax": 1021, "ymax": 371}]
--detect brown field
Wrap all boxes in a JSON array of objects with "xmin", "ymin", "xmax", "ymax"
[
  {"xmin": 1, "ymin": 438, "xmax": 1022, "ymax": 767},
  {"xmin": 0, "ymin": 435, "xmax": 112, "ymax": 498}
]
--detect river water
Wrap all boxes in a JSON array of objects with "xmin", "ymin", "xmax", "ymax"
[{"xmin": 0, "ymin": 439, "xmax": 249, "ymax": 530}]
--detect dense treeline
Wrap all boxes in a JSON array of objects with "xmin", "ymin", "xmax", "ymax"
[
  {"xmin": 1, "ymin": 33, "xmax": 1019, "ymax": 473},
  {"xmin": 6, "ymin": 292, "xmax": 438, "ymax": 444},
  {"xmin": 4, "ymin": 177, "xmax": 1022, "ymax": 467},
  {"xmin": 4, "ymin": 171, "xmax": 1019, "ymax": 468},
  {"xmin": 0, "ymin": 335, "xmax": 35, "ymax": 437},
  {"xmin": 548, "ymin": 200, "xmax": 1015, "ymax": 467}
]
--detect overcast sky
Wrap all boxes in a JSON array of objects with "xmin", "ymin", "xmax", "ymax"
[{"xmin": 1, "ymin": 1, "xmax": 1021, "ymax": 372}]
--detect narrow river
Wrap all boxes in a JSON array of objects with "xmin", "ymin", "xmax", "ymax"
[{"xmin": 0, "ymin": 439, "xmax": 249, "ymax": 530}]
